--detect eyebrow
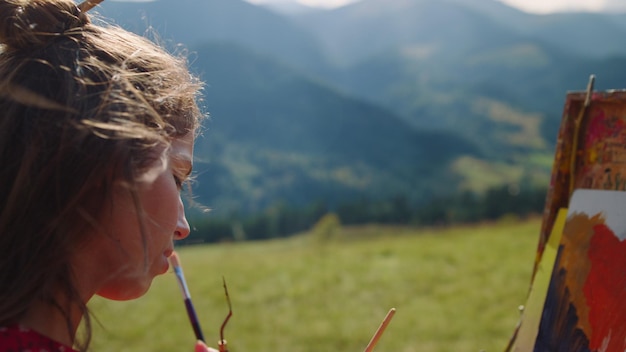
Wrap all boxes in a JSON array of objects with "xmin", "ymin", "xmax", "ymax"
[{"xmin": 171, "ymin": 155, "xmax": 193, "ymax": 179}]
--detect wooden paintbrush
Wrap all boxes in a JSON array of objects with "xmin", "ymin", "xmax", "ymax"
[{"xmin": 364, "ymin": 308, "xmax": 396, "ymax": 352}]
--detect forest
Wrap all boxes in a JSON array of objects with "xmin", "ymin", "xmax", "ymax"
[{"xmin": 183, "ymin": 183, "xmax": 547, "ymax": 243}]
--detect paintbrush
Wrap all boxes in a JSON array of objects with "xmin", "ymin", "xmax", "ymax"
[
  {"xmin": 170, "ymin": 251, "xmax": 205, "ymax": 342},
  {"xmin": 77, "ymin": 0, "xmax": 104, "ymax": 12},
  {"xmin": 364, "ymin": 308, "xmax": 396, "ymax": 352}
]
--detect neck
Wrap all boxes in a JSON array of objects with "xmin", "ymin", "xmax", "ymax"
[
  {"xmin": 18, "ymin": 241, "xmax": 109, "ymax": 348},
  {"xmin": 19, "ymin": 292, "xmax": 86, "ymax": 348},
  {"xmin": 19, "ymin": 301, "xmax": 81, "ymax": 347}
]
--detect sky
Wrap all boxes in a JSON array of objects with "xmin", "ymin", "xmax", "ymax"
[{"xmin": 245, "ymin": 0, "xmax": 626, "ymax": 14}]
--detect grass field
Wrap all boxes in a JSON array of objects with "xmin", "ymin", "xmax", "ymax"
[{"xmin": 87, "ymin": 217, "xmax": 541, "ymax": 352}]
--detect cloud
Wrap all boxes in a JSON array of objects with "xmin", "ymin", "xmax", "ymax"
[
  {"xmin": 603, "ymin": 0, "xmax": 626, "ymax": 11},
  {"xmin": 498, "ymin": 0, "xmax": 610, "ymax": 13},
  {"xmin": 244, "ymin": 0, "xmax": 625, "ymax": 13},
  {"xmin": 296, "ymin": 0, "xmax": 358, "ymax": 8},
  {"xmin": 246, "ymin": 0, "xmax": 358, "ymax": 8}
]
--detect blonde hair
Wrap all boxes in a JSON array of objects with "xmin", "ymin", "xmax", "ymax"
[{"xmin": 0, "ymin": 0, "xmax": 204, "ymax": 349}]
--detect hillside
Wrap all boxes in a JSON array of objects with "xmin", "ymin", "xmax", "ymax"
[
  {"xmin": 292, "ymin": 0, "xmax": 626, "ymax": 62},
  {"xmin": 289, "ymin": 0, "xmax": 626, "ymax": 172},
  {"xmin": 292, "ymin": 0, "xmax": 524, "ymax": 67},
  {"xmin": 191, "ymin": 43, "xmax": 479, "ymax": 214},
  {"xmin": 94, "ymin": 0, "xmax": 626, "ymax": 215},
  {"xmin": 96, "ymin": 0, "xmax": 328, "ymax": 71}
]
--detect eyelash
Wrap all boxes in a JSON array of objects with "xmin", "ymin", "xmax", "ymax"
[{"xmin": 173, "ymin": 174, "xmax": 185, "ymax": 190}]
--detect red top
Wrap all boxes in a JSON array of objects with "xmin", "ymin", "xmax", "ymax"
[{"xmin": 0, "ymin": 325, "xmax": 78, "ymax": 352}]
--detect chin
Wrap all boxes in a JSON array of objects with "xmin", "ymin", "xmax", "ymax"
[{"xmin": 96, "ymin": 278, "xmax": 154, "ymax": 301}]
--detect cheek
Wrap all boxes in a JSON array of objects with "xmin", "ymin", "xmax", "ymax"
[{"xmin": 140, "ymin": 173, "xmax": 181, "ymax": 235}]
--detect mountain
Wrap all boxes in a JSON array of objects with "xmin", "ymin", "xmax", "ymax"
[
  {"xmin": 448, "ymin": 0, "xmax": 626, "ymax": 59},
  {"xmin": 190, "ymin": 43, "xmax": 479, "ymax": 214},
  {"xmin": 516, "ymin": 13, "xmax": 626, "ymax": 59},
  {"xmin": 97, "ymin": 0, "xmax": 328, "ymax": 72},
  {"xmin": 94, "ymin": 0, "xmax": 626, "ymax": 215},
  {"xmin": 288, "ymin": 0, "xmax": 626, "ymax": 158},
  {"xmin": 292, "ymin": 0, "xmax": 525, "ymax": 67},
  {"xmin": 284, "ymin": 0, "xmax": 555, "ymax": 164}
]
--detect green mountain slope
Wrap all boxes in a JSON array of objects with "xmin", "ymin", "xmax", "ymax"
[
  {"xmin": 95, "ymin": 0, "xmax": 626, "ymax": 215},
  {"xmin": 289, "ymin": 0, "xmax": 626, "ymax": 175},
  {"xmin": 289, "ymin": 0, "xmax": 559, "ymax": 168},
  {"xmin": 191, "ymin": 43, "xmax": 479, "ymax": 214},
  {"xmin": 293, "ymin": 0, "xmax": 524, "ymax": 67},
  {"xmin": 293, "ymin": 0, "xmax": 626, "ymax": 62}
]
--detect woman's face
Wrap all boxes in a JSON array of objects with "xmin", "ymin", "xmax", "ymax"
[{"xmin": 82, "ymin": 133, "xmax": 195, "ymax": 301}]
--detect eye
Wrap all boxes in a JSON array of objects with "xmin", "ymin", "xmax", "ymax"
[
  {"xmin": 173, "ymin": 174, "xmax": 185, "ymax": 190},
  {"xmin": 170, "ymin": 159, "xmax": 193, "ymax": 192}
]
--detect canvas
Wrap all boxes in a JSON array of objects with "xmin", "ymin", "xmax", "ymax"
[{"xmin": 508, "ymin": 81, "xmax": 626, "ymax": 351}]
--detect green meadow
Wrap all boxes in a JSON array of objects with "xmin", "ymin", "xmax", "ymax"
[{"xmin": 88, "ymin": 217, "xmax": 541, "ymax": 352}]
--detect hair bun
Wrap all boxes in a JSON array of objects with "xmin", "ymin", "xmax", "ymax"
[{"xmin": 0, "ymin": 0, "xmax": 90, "ymax": 50}]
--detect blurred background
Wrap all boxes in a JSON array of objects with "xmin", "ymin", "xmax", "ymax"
[{"xmin": 96, "ymin": 0, "xmax": 626, "ymax": 241}]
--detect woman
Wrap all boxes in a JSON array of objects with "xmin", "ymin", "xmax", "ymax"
[{"xmin": 0, "ymin": 0, "xmax": 216, "ymax": 350}]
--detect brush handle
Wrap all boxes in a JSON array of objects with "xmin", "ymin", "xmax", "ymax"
[
  {"xmin": 185, "ymin": 298, "xmax": 205, "ymax": 342},
  {"xmin": 364, "ymin": 308, "xmax": 396, "ymax": 352}
]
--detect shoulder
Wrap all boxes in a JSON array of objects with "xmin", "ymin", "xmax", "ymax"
[{"xmin": 0, "ymin": 325, "xmax": 78, "ymax": 352}]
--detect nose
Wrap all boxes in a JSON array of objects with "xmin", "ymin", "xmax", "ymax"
[{"xmin": 174, "ymin": 196, "xmax": 191, "ymax": 240}]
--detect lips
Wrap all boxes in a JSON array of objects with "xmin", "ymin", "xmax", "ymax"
[{"xmin": 158, "ymin": 248, "xmax": 174, "ymax": 274}]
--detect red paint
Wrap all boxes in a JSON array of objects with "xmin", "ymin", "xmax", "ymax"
[{"xmin": 584, "ymin": 223, "xmax": 626, "ymax": 350}]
